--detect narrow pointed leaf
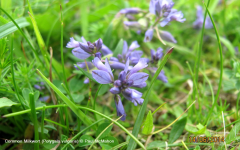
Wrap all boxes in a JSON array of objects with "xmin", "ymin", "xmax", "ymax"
[{"xmin": 142, "ymin": 111, "xmax": 153, "ymax": 135}]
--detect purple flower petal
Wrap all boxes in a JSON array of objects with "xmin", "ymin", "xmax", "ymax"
[
  {"xmin": 92, "ymin": 70, "xmax": 113, "ymax": 84},
  {"xmin": 110, "ymin": 61, "xmax": 125, "ymax": 70},
  {"xmin": 119, "ymin": 8, "xmax": 141, "ymax": 14},
  {"xmin": 39, "ymin": 96, "xmax": 50, "ymax": 102},
  {"xmin": 160, "ymin": 30, "xmax": 177, "ymax": 43},
  {"xmin": 114, "ymin": 95, "xmax": 126, "ymax": 121},
  {"xmin": 122, "ymin": 88, "xmax": 143, "ymax": 106},
  {"xmin": 124, "ymin": 58, "xmax": 130, "ymax": 73},
  {"xmin": 129, "ymin": 41, "xmax": 140, "ymax": 51},
  {"xmin": 110, "ymin": 57, "xmax": 119, "ymax": 62},
  {"xmin": 104, "ymin": 58, "xmax": 114, "ymax": 78},
  {"xmin": 128, "ymin": 58, "xmax": 148, "ymax": 76},
  {"xmin": 110, "ymin": 87, "xmax": 120, "ymax": 94},
  {"xmin": 81, "ymin": 36, "xmax": 87, "ymax": 44},
  {"xmin": 144, "ymin": 29, "xmax": 154, "ymax": 42},
  {"xmin": 124, "ymin": 21, "xmax": 141, "ymax": 27},
  {"xmin": 79, "ymin": 42, "xmax": 92, "ymax": 54},
  {"xmin": 122, "ymin": 41, "xmax": 128, "ymax": 55},
  {"xmin": 84, "ymin": 78, "xmax": 89, "ymax": 84},
  {"xmin": 72, "ymin": 47, "xmax": 91, "ymax": 59},
  {"xmin": 128, "ymin": 72, "xmax": 149, "ymax": 86},
  {"xmin": 160, "ymin": 9, "xmax": 186, "ymax": 27},
  {"xmin": 95, "ymin": 38, "xmax": 103, "ymax": 51},
  {"xmin": 157, "ymin": 70, "xmax": 168, "ymax": 83},
  {"xmin": 66, "ymin": 37, "xmax": 79, "ymax": 48},
  {"xmin": 131, "ymin": 82, "xmax": 147, "ymax": 88},
  {"xmin": 102, "ymin": 44, "xmax": 113, "ymax": 55},
  {"xmin": 76, "ymin": 62, "xmax": 94, "ymax": 70}
]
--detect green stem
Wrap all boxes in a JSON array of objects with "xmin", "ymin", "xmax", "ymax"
[
  {"xmin": 41, "ymin": 106, "xmax": 45, "ymax": 140},
  {"xmin": 44, "ymin": 118, "xmax": 67, "ymax": 129},
  {"xmin": 29, "ymin": 93, "xmax": 39, "ymax": 150},
  {"xmin": 3, "ymin": 104, "xmax": 67, "ymax": 118},
  {"xmin": 93, "ymin": 84, "xmax": 103, "ymax": 120},
  {"xmin": 64, "ymin": 106, "xmax": 69, "ymax": 136}
]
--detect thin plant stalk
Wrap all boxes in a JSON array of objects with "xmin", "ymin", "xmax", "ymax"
[
  {"xmin": 93, "ymin": 84, "xmax": 103, "ymax": 120},
  {"xmin": 3, "ymin": 104, "xmax": 67, "ymax": 118},
  {"xmin": 41, "ymin": 106, "xmax": 45, "ymax": 140},
  {"xmin": 44, "ymin": 118, "xmax": 67, "ymax": 129},
  {"xmin": 29, "ymin": 93, "xmax": 39, "ymax": 150},
  {"xmin": 64, "ymin": 106, "xmax": 69, "ymax": 136}
]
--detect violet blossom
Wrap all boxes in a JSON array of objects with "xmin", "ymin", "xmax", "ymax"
[{"xmin": 193, "ymin": 6, "xmax": 213, "ymax": 29}]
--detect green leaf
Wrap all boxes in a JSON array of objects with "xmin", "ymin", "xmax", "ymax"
[
  {"xmin": 96, "ymin": 123, "xmax": 113, "ymax": 139},
  {"xmin": 0, "ymin": 97, "xmax": 18, "ymax": 108},
  {"xmin": 147, "ymin": 141, "xmax": 165, "ymax": 149},
  {"xmin": 194, "ymin": 146, "xmax": 201, "ymax": 150},
  {"xmin": 225, "ymin": 122, "xmax": 240, "ymax": 144},
  {"xmin": 69, "ymin": 78, "xmax": 84, "ymax": 92},
  {"xmin": 142, "ymin": 111, "xmax": 153, "ymax": 135},
  {"xmin": 113, "ymin": 39, "xmax": 123, "ymax": 57},
  {"xmin": 127, "ymin": 48, "xmax": 173, "ymax": 150},
  {"xmin": 98, "ymin": 84, "xmax": 109, "ymax": 96},
  {"xmin": 196, "ymin": 123, "xmax": 210, "ymax": 137},
  {"xmin": 44, "ymin": 125, "xmax": 57, "ymax": 131},
  {"xmin": 103, "ymin": 23, "xmax": 113, "ymax": 47},
  {"xmin": 72, "ymin": 94, "xmax": 84, "ymax": 103},
  {"xmin": 37, "ymin": 69, "xmax": 94, "ymax": 128},
  {"xmin": 185, "ymin": 123, "xmax": 206, "ymax": 135},
  {"xmin": 0, "ymin": 18, "xmax": 30, "ymax": 39},
  {"xmin": 169, "ymin": 117, "xmax": 187, "ymax": 143},
  {"xmin": 78, "ymin": 135, "xmax": 94, "ymax": 147}
]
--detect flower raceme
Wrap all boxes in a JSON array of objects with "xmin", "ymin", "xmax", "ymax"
[
  {"xmin": 92, "ymin": 57, "xmax": 149, "ymax": 121},
  {"xmin": 66, "ymin": 37, "xmax": 112, "ymax": 59}
]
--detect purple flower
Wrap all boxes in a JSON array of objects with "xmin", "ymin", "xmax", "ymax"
[
  {"xmin": 92, "ymin": 57, "xmax": 114, "ymax": 84},
  {"xmin": 39, "ymin": 96, "xmax": 50, "ymax": 102},
  {"xmin": 160, "ymin": 9, "xmax": 186, "ymax": 27},
  {"xmin": 119, "ymin": 8, "xmax": 141, "ymax": 14},
  {"xmin": 110, "ymin": 41, "xmax": 142, "ymax": 65},
  {"xmin": 124, "ymin": 21, "xmax": 141, "ymax": 28},
  {"xmin": 75, "ymin": 62, "xmax": 95, "ymax": 70},
  {"xmin": 160, "ymin": 30, "xmax": 177, "ymax": 43},
  {"xmin": 66, "ymin": 37, "xmax": 112, "ymax": 60},
  {"xmin": 110, "ymin": 58, "xmax": 149, "ymax": 106},
  {"xmin": 84, "ymin": 78, "xmax": 90, "ymax": 84},
  {"xmin": 144, "ymin": 29, "xmax": 154, "ymax": 42},
  {"xmin": 149, "ymin": 0, "xmax": 174, "ymax": 17},
  {"xmin": 193, "ymin": 6, "xmax": 213, "ymax": 29},
  {"xmin": 148, "ymin": 67, "xmax": 168, "ymax": 83},
  {"xmin": 114, "ymin": 95, "xmax": 126, "ymax": 121},
  {"xmin": 150, "ymin": 48, "xmax": 163, "ymax": 63}
]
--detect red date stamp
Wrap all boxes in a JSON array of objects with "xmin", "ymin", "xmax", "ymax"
[{"xmin": 189, "ymin": 136, "xmax": 225, "ymax": 143}]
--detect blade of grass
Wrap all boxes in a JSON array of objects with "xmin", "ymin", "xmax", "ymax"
[
  {"xmin": 194, "ymin": 0, "xmax": 210, "ymax": 82},
  {"xmin": 203, "ymin": 2, "xmax": 223, "ymax": 124},
  {"xmin": 93, "ymin": 84, "xmax": 103, "ymax": 120},
  {"xmin": 127, "ymin": 48, "xmax": 173, "ymax": 150},
  {"xmin": 10, "ymin": 35, "xmax": 25, "ymax": 110},
  {"xmin": 77, "ymin": 106, "xmax": 145, "ymax": 150},
  {"xmin": 0, "ymin": 18, "xmax": 30, "ymax": 38},
  {"xmin": 37, "ymin": 69, "xmax": 94, "ymax": 128},
  {"xmin": 0, "ymin": 7, "xmax": 43, "ymax": 67},
  {"xmin": 61, "ymin": 118, "xmax": 105, "ymax": 150},
  {"xmin": 29, "ymin": 93, "xmax": 39, "ymax": 150}
]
